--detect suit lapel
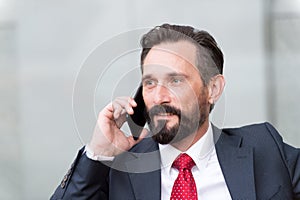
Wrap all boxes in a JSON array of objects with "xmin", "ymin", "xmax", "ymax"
[
  {"xmin": 215, "ymin": 128, "xmax": 256, "ymax": 200},
  {"xmin": 125, "ymin": 138, "xmax": 161, "ymax": 200},
  {"xmin": 124, "ymin": 127, "xmax": 256, "ymax": 200}
]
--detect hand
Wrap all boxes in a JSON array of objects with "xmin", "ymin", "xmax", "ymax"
[{"xmin": 88, "ymin": 97, "xmax": 148, "ymax": 157}]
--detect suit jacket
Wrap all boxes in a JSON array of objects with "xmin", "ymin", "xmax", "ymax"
[{"xmin": 51, "ymin": 122, "xmax": 300, "ymax": 200}]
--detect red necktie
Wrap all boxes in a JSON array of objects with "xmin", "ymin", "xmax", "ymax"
[{"xmin": 170, "ymin": 153, "xmax": 198, "ymax": 200}]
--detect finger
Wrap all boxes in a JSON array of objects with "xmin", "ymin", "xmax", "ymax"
[
  {"xmin": 128, "ymin": 128, "xmax": 149, "ymax": 146},
  {"xmin": 112, "ymin": 99, "xmax": 129, "ymax": 119},
  {"xmin": 115, "ymin": 113, "xmax": 127, "ymax": 128},
  {"xmin": 102, "ymin": 103, "xmax": 114, "ymax": 120},
  {"xmin": 124, "ymin": 97, "xmax": 138, "ymax": 115},
  {"xmin": 112, "ymin": 103, "xmax": 124, "ymax": 119},
  {"xmin": 129, "ymin": 97, "xmax": 137, "ymax": 107},
  {"xmin": 113, "ymin": 97, "xmax": 136, "ymax": 116},
  {"xmin": 115, "ymin": 96, "xmax": 136, "ymax": 106},
  {"xmin": 136, "ymin": 128, "xmax": 149, "ymax": 141}
]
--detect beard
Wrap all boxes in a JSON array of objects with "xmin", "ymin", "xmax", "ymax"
[{"xmin": 146, "ymin": 99, "xmax": 209, "ymax": 145}]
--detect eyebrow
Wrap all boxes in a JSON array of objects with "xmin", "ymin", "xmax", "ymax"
[{"xmin": 142, "ymin": 72, "xmax": 188, "ymax": 81}]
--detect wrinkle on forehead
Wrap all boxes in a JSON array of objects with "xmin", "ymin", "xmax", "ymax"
[{"xmin": 143, "ymin": 40, "xmax": 198, "ymax": 73}]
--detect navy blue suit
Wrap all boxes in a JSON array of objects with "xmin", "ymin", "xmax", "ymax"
[{"xmin": 51, "ymin": 122, "xmax": 300, "ymax": 199}]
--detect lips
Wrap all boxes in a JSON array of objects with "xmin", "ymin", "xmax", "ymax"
[
  {"xmin": 146, "ymin": 105, "xmax": 181, "ymax": 124},
  {"xmin": 157, "ymin": 113, "xmax": 174, "ymax": 116},
  {"xmin": 154, "ymin": 113, "xmax": 178, "ymax": 121}
]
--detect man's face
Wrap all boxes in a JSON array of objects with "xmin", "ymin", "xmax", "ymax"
[{"xmin": 142, "ymin": 40, "xmax": 211, "ymax": 144}]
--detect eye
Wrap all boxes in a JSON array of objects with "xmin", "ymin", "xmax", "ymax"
[
  {"xmin": 173, "ymin": 78, "xmax": 181, "ymax": 83},
  {"xmin": 143, "ymin": 79, "xmax": 157, "ymax": 88},
  {"xmin": 170, "ymin": 77, "xmax": 184, "ymax": 85}
]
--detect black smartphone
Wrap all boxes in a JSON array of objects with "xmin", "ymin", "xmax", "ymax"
[{"xmin": 126, "ymin": 85, "xmax": 146, "ymax": 140}]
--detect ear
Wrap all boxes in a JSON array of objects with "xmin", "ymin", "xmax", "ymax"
[{"xmin": 207, "ymin": 75, "xmax": 225, "ymax": 105}]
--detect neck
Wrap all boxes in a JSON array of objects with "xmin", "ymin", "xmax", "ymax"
[{"xmin": 171, "ymin": 119, "xmax": 209, "ymax": 152}]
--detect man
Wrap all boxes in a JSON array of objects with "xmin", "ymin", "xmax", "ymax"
[{"xmin": 51, "ymin": 24, "xmax": 300, "ymax": 199}]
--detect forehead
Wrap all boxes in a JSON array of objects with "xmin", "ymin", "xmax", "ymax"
[{"xmin": 142, "ymin": 40, "xmax": 198, "ymax": 74}]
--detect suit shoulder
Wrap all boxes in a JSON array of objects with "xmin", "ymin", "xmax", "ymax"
[
  {"xmin": 222, "ymin": 122, "xmax": 300, "ymax": 158},
  {"xmin": 223, "ymin": 122, "xmax": 282, "ymax": 140}
]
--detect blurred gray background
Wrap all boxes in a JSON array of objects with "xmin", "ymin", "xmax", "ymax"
[{"xmin": 0, "ymin": 0, "xmax": 299, "ymax": 199}]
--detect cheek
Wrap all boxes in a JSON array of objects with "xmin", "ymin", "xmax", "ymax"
[
  {"xmin": 176, "ymin": 89, "xmax": 198, "ymax": 107},
  {"xmin": 176, "ymin": 88, "xmax": 208, "ymax": 114},
  {"xmin": 142, "ymin": 91, "xmax": 153, "ymax": 110},
  {"xmin": 199, "ymin": 87, "xmax": 209, "ymax": 103}
]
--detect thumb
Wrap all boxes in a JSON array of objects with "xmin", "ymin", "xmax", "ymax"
[{"xmin": 135, "ymin": 128, "xmax": 149, "ymax": 143}]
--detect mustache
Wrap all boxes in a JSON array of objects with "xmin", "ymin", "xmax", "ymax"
[{"xmin": 147, "ymin": 105, "xmax": 181, "ymax": 119}]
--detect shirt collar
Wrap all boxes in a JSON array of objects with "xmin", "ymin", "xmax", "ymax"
[{"xmin": 159, "ymin": 123, "xmax": 215, "ymax": 171}]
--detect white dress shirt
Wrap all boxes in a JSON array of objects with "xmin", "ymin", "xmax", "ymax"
[{"xmin": 159, "ymin": 123, "xmax": 232, "ymax": 200}]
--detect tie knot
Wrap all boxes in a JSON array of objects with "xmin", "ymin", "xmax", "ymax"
[{"xmin": 172, "ymin": 153, "xmax": 195, "ymax": 171}]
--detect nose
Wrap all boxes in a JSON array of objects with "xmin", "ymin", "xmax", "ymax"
[{"xmin": 153, "ymin": 84, "xmax": 172, "ymax": 105}]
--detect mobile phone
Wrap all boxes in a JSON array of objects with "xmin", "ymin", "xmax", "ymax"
[{"xmin": 126, "ymin": 85, "xmax": 146, "ymax": 140}]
